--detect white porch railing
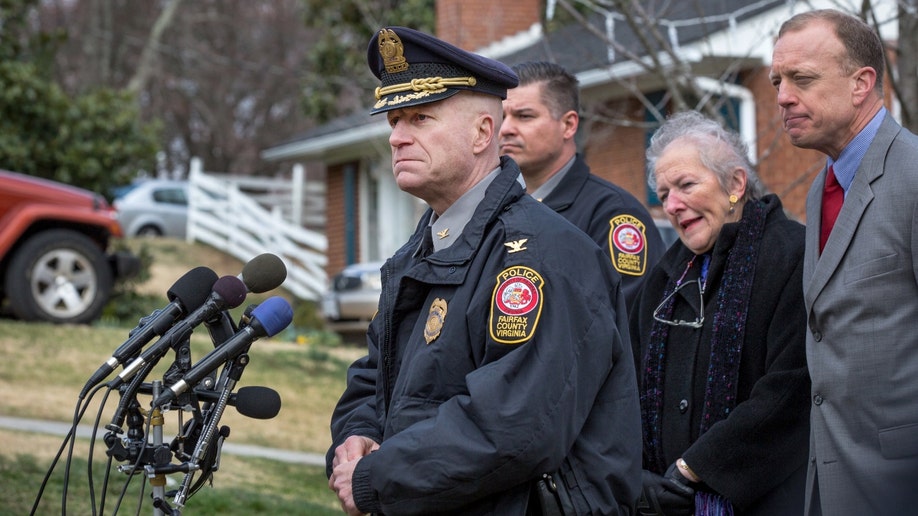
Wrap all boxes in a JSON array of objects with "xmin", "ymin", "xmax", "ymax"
[{"xmin": 186, "ymin": 157, "xmax": 327, "ymax": 301}]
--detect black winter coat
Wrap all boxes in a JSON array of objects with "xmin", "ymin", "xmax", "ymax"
[{"xmin": 629, "ymin": 194, "xmax": 810, "ymax": 514}]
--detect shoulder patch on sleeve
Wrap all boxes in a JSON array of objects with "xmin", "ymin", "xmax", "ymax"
[
  {"xmin": 608, "ymin": 214, "xmax": 648, "ymax": 277},
  {"xmin": 489, "ymin": 266, "xmax": 544, "ymax": 344}
]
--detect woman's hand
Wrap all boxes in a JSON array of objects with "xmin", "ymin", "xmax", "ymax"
[{"xmin": 636, "ymin": 463, "xmax": 696, "ymax": 516}]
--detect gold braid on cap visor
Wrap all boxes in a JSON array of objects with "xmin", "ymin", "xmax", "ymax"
[{"xmin": 375, "ymin": 76, "xmax": 478, "ymax": 100}]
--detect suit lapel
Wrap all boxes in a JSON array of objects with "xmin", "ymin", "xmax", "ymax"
[
  {"xmin": 803, "ymin": 168, "xmax": 825, "ymax": 309},
  {"xmin": 805, "ymin": 115, "xmax": 899, "ymax": 307}
]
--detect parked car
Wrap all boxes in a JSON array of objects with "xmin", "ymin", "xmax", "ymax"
[
  {"xmin": 321, "ymin": 261, "xmax": 384, "ymax": 332},
  {"xmin": 0, "ymin": 170, "xmax": 140, "ymax": 324},
  {"xmin": 114, "ymin": 179, "xmax": 189, "ymax": 238}
]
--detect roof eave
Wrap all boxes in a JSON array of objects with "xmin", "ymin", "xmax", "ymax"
[{"xmin": 261, "ymin": 119, "xmax": 390, "ymax": 162}]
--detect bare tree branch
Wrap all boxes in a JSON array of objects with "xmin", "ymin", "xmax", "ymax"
[
  {"xmin": 894, "ymin": 0, "xmax": 918, "ymax": 131},
  {"xmin": 126, "ymin": 0, "xmax": 183, "ymax": 94}
]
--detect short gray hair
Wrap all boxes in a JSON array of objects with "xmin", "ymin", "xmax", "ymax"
[{"xmin": 646, "ymin": 111, "xmax": 765, "ymax": 199}]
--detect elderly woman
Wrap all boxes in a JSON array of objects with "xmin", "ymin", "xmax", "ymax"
[{"xmin": 630, "ymin": 111, "xmax": 809, "ymax": 516}]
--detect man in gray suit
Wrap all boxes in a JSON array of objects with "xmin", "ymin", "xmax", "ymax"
[{"xmin": 771, "ymin": 9, "xmax": 918, "ymax": 515}]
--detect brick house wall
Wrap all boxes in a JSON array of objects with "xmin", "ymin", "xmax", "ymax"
[
  {"xmin": 435, "ymin": 0, "xmax": 541, "ymax": 49},
  {"xmin": 580, "ymin": 98, "xmax": 656, "ymax": 214},
  {"xmin": 325, "ymin": 162, "xmax": 358, "ymax": 275}
]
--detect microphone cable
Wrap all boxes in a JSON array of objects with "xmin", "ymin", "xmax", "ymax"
[
  {"xmin": 89, "ymin": 384, "xmax": 143, "ymax": 516},
  {"xmin": 89, "ymin": 381, "xmax": 140, "ymax": 516},
  {"xmin": 30, "ymin": 380, "xmax": 108, "ymax": 516},
  {"xmin": 108, "ymin": 408, "xmax": 155, "ymax": 516},
  {"xmin": 98, "ymin": 359, "xmax": 157, "ymax": 516}
]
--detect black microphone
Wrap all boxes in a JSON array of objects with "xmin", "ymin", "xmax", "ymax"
[
  {"xmin": 152, "ymin": 296, "xmax": 293, "ymax": 407},
  {"xmin": 136, "ymin": 383, "xmax": 281, "ymax": 419},
  {"xmin": 232, "ymin": 385, "xmax": 282, "ymax": 419},
  {"xmin": 238, "ymin": 253, "xmax": 287, "ymax": 293},
  {"xmin": 109, "ymin": 275, "xmax": 249, "ymax": 389},
  {"xmin": 82, "ymin": 267, "xmax": 218, "ymax": 396}
]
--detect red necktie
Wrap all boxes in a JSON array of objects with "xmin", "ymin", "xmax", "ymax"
[{"xmin": 819, "ymin": 165, "xmax": 843, "ymax": 254}]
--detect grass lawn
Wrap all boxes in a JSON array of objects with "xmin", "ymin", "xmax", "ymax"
[
  {"xmin": 2, "ymin": 429, "xmax": 340, "ymax": 515},
  {"xmin": 0, "ymin": 317, "xmax": 364, "ymax": 515},
  {"xmin": 0, "ymin": 236, "xmax": 369, "ymax": 515}
]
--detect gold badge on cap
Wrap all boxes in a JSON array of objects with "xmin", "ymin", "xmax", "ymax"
[
  {"xmin": 378, "ymin": 28, "xmax": 408, "ymax": 74},
  {"xmin": 424, "ymin": 298, "xmax": 447, "ymax": 344}
]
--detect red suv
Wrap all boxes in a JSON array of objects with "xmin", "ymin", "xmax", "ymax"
[{"xmin": 0, "ymin": 170, "xmax": 140, "ymax": 324}]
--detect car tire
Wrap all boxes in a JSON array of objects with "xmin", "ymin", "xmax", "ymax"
[
  {"xmin": 4, "ymin": 229, "xmax": 113, "ymax": 324},
  {"xmin": 135, "ymin": 224, "xmax": 163, "ymax": 237}
]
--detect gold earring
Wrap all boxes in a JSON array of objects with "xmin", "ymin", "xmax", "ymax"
[{"xmin": 729, "ymin": 194, "xmax": 738, "ymax": 213}]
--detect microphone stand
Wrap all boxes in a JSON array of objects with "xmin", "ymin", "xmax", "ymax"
[
  {"xmin": 147, "ymin": 381, "xmax": 167, "ymax": 516},
  {"xmin": 172, "ymin": 352, "xmax": 250, "ymax": 510},
  {"xmin": 104, "ymin": 344, "xmax": 190, "ymax": 516},
  {"xmin": 92, "ymin": 305, "xmax": 271, "ymax": 515},
  {"xmin": 46, "ymin": 274, "xmax": 291, "ymax": 516}
]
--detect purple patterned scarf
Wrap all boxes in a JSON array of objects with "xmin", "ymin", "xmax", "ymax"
[{"xmin": 640, "ymin": 199, "xmax": 767, "ymax": 514}]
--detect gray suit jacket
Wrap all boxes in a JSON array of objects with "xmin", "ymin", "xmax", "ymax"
[{"xmin": 803, "ymin": 114, "xmax": 918, "ymax": 515}]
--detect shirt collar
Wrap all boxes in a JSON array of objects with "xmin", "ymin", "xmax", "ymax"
[
  {"xmin": 430, "ymin": 166, "xmax": 501, "ymax": 252},
  {"xmin": 829, "ymin": 107, "xmax": 886, "ymax": 194}
]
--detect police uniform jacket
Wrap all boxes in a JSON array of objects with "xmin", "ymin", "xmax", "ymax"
[
  {"xmin": 540, "ymin": 155, "xmax": 664, "ymax": 313},
  {"xmin": 629, "ymin": 194, "xmax": 810, "ymax": 514},
  {"xmin": 328, "ymin": 157, "xmax": 641, "ymax": 515}
]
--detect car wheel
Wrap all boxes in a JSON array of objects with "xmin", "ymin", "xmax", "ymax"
[
  {"xmin": 136, "ymin": 224, "xmax": 163, "ymax": 237},
  {"xmin": 4, "ymin": 229, "xmax": 113, "ymax": 324}
]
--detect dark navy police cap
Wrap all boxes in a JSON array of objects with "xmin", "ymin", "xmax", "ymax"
[{"xmin": 367, "ymin": 26, "xmax": 519, "ymax": 115}]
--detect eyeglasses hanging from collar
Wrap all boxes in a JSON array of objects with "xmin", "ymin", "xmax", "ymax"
[{"xmin": 652, "ymin": 254, "xmax": 710, "ymax": 329}]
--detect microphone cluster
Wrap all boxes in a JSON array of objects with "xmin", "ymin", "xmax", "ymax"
[
  {"xmin": 151, "ymin": 297, "xmax": 292, "ymax": 408},
  {"xmin": 45, "ymin": 253, "xmax": 294, "ymax": 515},
  {"xmin": 84, "ymin": 253, "xmax": 290, "ymax": 388}
]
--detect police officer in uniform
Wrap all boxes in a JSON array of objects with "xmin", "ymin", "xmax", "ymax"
[
  {"xmin": 327, "ymin": 26, "xmax": 641, "ymax": 515},
  {"xmin": 500, "ymin": 61, "xmax": 665, "ymax": 313}
]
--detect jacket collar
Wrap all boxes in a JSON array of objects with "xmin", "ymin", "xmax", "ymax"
[
  {"xmin": 396, "ymin": 156, "xmax": 526, "ymax": 287},
  {"xmin": 539, "ymin": 154, "xmax": 589, "ymax": 212}
]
